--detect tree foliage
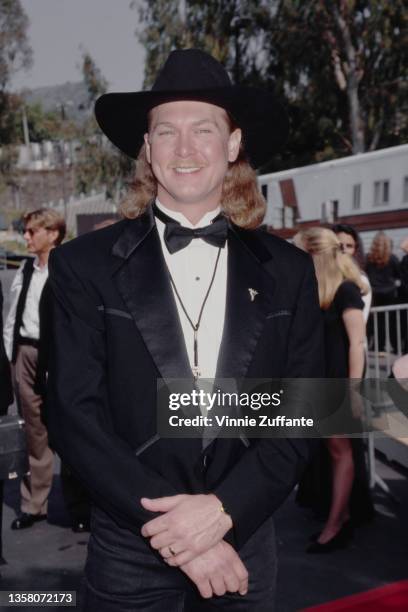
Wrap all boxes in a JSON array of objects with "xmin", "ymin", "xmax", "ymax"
[
  {"xmin": 0, "ymin": 0, "xmax": 32, "ymax": 91},
  {"xmin": 266, "ymin": 0, "xmax": 408, "ymax": 165},
  {"xmin": 0, "ymin": 88, "xmax": 21, "ymax": 142},
  {"xmin": 81, "ymin": 50, "xmax": 108, "ymax": 107},
  {"xmin": 135, "ymin": 0, "xmax": 408, "ymax": 169},
  {"xmin": 75, "ymin": 139, "xmax": 133, "ymax": 200},
  {"xmin": 0, "ymin": 0, "xmax": 32, "ymax": 187},
  {"xmin": 24, "ymin": 103, "xmax": 78, "ymax": 142},
  {"xmin": 134, "ymin": 0, "xmax": 272, "ymax": 87},
  {"xmin": 0, "ymin": 142, "xmax": 17, "ymax": 193},
  {"xmin": 75, "ymin": 52, "xmax": 132, "ymax": 199}
]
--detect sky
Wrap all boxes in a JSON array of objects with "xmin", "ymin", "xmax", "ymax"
[{"xmin": 11, "ymin": 0, "xmax": 146, "ymax": 93}]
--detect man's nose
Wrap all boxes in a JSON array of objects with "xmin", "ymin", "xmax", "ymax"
[{"xmin": 175, "ymin": 130, "xmax": 195, "ymax": 157}]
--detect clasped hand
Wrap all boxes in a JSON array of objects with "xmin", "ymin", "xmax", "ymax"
[
  {"xmin": 180, "ymin": 540, "xmax": 248, "ymax": 599},
  {"xmin": 141, "ymin": 494, "xmax": 248, "ymax": 599},
  {"xmin": 140, "ymin": 493, "xmax": 233, "ymax": 566}
]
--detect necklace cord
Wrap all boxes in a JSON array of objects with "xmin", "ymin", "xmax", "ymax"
[{"xmin": 167, "ymin": 246, "xmax": 222, "ymax": 372}]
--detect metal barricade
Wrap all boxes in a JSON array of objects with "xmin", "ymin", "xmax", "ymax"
[
  {"xmin": 366, "ymin": 303, "xmax": 408, "ymax": 491},
  {"xmin": 368, "ymin": 303, "xmax": 408, "ymax": 378}
]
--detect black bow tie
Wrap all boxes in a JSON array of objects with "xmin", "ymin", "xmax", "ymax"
[{"xmin": 153, "ymin": 203, "xmax": 228, "ymax": 254}]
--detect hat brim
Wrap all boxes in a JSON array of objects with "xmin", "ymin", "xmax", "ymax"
[{"xmin": 94, "ymin": 86, "xmax": 288, "ymax": 169}]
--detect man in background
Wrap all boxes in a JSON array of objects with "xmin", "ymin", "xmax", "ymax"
[{"xmin": 3, "ymin": 208, "xmax": 65, "ymax": 529}]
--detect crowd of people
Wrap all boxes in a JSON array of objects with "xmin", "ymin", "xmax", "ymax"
[{"xmin": 0, "ymin": 47, "xmax": 407, "ymax": 610}]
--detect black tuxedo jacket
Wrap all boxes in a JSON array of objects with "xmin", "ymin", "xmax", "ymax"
[
  {"xmin": 46, "ymin": 208, "xmax": 324, "ymax": 549},
  {"xmin": 0, "ymin": 281, "xmax": 13, "ymax": 414}
]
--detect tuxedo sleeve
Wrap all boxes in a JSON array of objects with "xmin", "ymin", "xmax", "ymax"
[
  {"xmin": 3, "ymin": 263, "xmax": 24, "ymax": 362},
  {"xmin": 46, "ymin": 248, "xmax": 177, "ymax": 531},
  {"xmin": 0, "ymin": 282, "xmax": 13, "ymax": 413},
  {"xmin": 214, "ymin": 257, "xmax": 324, "ymax": 549}
]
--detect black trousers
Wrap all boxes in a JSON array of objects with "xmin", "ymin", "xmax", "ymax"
[{"xmin": 82, "ymin": 506, "xmax": 277, "ymax": 612}]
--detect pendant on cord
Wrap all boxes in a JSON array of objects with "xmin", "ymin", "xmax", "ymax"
[
  {"xmin": 192, "ymin": 327, "xmax": 201, "ymax": 380},
  {"xmin": 166, "ymin": 247, "xmax": 222, "ymax": 383},
  {"xmin": 192, "ymin": 366, "xmax": 201, "ymax": 380}
]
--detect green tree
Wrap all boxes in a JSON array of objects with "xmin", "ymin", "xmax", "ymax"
[
  {"xmin": 75, "ymin": 139, "xmax": 132, "ymax": 200},
  {"xmin": 134, "ymin": 0, "xmax": 273, "ymax": 87},
  {"xmin": 0, "ymin": 142, "xmax": 17, "ymax": 193},
  {"xmin": 0, "ymin": 0, "xmax": 32, "ymax": 91},
  {"xmin": 75, "ymin": 52, "xmax": 132, "ymax": 199},
  {"xmin": 0, "ymin": 0, "xmax": 32, "ymax": 191},
  {"xmin": 265, "ymin": 0, "xmax": 408, "ymax": 165},
  {"xmin": 0, "ymin": 0, "xmax": 31, "ymax": 140},
  {"xmin": 136, "ymin": 0, "xmax": 408, "ymax": 169},
  {"xmin": 0, "ymin": 90, "xmax": 20, "ymax": 198},
  {"xmin": 81, "ymin": 50, "xmax": 108, "ymax": 107},
  {"xmin": 0, "ymin": 89, "xmax": 21, "ymax": 142},
  {"xmin": 20, "ymin": 102, "xmax": 77, "ymax": 143}
]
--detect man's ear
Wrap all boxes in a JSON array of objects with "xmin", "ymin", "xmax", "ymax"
[
  {"xmin": 144, "ymin": 134, "xmax": 151, "ymax": 163},
  {"xmin": 228, "ymin": 128, "xmax": 241, "ymax": 163},
  {"xmin": 49, "ymin": 229, "xmax": 60, "ymax": 247}
]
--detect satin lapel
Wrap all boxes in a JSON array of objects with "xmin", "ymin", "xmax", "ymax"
[
  {"xmin": 215, "ymin": 228, "xmax": 276, "ymax": 382},
  {"xmin": 112, "ymin": 211, "xmax": 192, "ymax": 381},
  {"xmin": 201, "ymin": 228, "xmax": 276, "ymax": 448}
]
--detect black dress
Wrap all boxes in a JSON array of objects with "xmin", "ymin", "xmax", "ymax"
[
  {"xmin": 324, "ymin": 281, "xmax": 364, "ymax": 378},
  {"xmin": 297, "ymin": 281, "xmax": 374, "ymax": 524}
]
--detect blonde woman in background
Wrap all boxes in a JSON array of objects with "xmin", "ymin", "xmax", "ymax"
[
  {"xmin": 295, "ymin": 227, "xmax": 373, "ymax": 553},
  {"xmin": 332, "ymin": 224, "xmax": 371, "ymax": 323}
]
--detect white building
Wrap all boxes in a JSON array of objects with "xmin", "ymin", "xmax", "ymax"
[
  {"xmin": 48, "ymin": 191, "xmax": 118, "ymax": 236},
  {"xmin": 258, "ymin": 144, "xmax": 408, "ymax": 254},
  {"xmin": 15, "ymin": 140, "xmax": 75, "ymax": 170}
]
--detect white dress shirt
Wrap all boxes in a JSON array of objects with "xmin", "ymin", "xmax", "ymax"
[
  {"xmin": 155, "ymin": 199, "xmax": 228, "ymax": 379},
  {"xmin": 3, "ymin": 257, "xmax": 48, "ymax": 360}
]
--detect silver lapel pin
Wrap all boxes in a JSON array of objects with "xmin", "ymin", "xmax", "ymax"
[{"xmin": 248, "ymin": 288, "xmax": 258, "ymax": 302}]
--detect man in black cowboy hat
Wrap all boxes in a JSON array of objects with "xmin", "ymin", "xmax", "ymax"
[{"xmin": 46, "ymin": 49, "xmax": 323, "ymax": 610}]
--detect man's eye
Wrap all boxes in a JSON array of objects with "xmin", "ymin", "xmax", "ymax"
[
  {"xmin": 158, "ymin": 130, "xmax": 174, "ymax": 136},
  {"xmin": 197, "ymin": 128, "xmax": 212, "ymax": 134}
]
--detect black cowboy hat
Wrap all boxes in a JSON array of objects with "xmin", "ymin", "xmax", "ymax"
[{"xmin": 95, "ymin": 48, "xmax": 289, "ymax": 169}]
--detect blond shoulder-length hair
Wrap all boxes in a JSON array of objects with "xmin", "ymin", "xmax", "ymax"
[
  {"xmin": 119, "ymin": 119, "xmax": 266, "ymax": 229},
  {"xmin": 298, "ymin": 227, "xmax": 367, "ymax": 309},
  {"xmin": 366, "ymin": 231, "xmax": 392, "ymax": 267}
]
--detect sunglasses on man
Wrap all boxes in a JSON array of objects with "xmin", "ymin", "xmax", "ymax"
[{"xmin": 23, "ymin": 226, "xmax": 52, "ymax": 236}]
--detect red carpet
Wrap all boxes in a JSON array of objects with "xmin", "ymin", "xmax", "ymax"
[{"xmin": 301, "ymin": 580, "xmax": 408, "ymax": 611}]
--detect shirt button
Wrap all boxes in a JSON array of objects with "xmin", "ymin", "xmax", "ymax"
[{"xmin": 195, "ymin": 276, "xmax": 200, "ymax": 281}]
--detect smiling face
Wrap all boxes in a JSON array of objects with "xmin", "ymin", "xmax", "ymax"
[{"xmin": 144, "ymin": 100, "xmax": 241, "ymax": 220}]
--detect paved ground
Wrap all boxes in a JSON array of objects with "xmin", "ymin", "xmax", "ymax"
[
  {"xmin": 0, "ymin": 453, "xmax": 407, "ymax": 611},
  {"xmin": 275, "ymin": 455, "xmax": 408, "ymax": 611}
]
